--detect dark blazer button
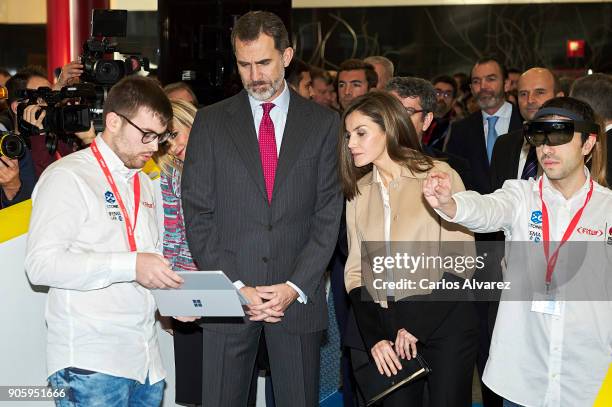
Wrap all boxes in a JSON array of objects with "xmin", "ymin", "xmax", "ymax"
[
  {"xmin": 267, "ymin": 224, "xmax": 272, "ymax": 231},
  {"xmin": 262, "ymin": 257, "xmax": 268, "ymax": 263}
]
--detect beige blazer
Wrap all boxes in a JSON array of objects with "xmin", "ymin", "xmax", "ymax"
[{"xmin": 344, "ymin": 160, "xmax": 475, "ymax": 305}]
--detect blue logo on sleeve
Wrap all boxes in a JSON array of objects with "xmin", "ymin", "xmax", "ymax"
[
  {"xmin": 105, "ymin": 191, "xmax": 116, "ymax": 204},
  {"xmin": 192, "ymin": 299, "xmax": 203, "ymax": 308},
  {"xmin": 530, "ymin": 210, "xmax": 542, "ymax": 224}
]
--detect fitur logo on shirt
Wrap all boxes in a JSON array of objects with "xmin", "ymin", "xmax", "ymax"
[
  {"xmin": 104, "ymin": 191, "xmax": 123, "ymax": 221},
  {"xmin": 528, "ymin": 210, "xmax": 543, "ymax": 242}
]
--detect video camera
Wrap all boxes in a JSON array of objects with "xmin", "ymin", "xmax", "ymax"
[
  {"xmin": 15, "ymin": 84, "xmax": 97, "ymax": 154},
  {"xmin": 79, "ymin": 9, "xmax": 149, "ymax": 126},
  {"xmin": 15, "ymin": 9, "xmax": 149, "ymax": 154},
  {"xmin": 81, "ymin": 9, "xmax": 149, "ymax": 86}
]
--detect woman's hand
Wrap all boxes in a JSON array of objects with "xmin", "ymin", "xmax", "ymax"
[
  {"xmin": 394, "ymin": 328, "xmax": 418, "ymax": 360},
  {"xmin": 371, "ymin": 339, "xmax": 402, "ymax": 377}
]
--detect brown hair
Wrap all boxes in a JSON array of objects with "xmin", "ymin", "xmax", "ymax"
[
  {"xmin": 337, "ymin": 59, "xmax": 378, "ymax": 90},
  {"xmin": 539, "ymin": 96, "xmax": 607, "ymax": 187},
  {"xmin": 163, "ymin": 81, "xmax": 199, "ymax": 106},
  {"xmin": 103, "ymin": 76, "xmax": 173, "ymax": 126},
  {"xmin": 231, "ymin": 11, "xmax": 290, "ymax": 53},
  {"xmin": 339, "ymin": 91, "xmax": 433, "ymax": 200}
]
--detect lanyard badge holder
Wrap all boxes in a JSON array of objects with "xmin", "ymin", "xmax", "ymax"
[
  {"xmin": 531, "ymin": 177, "xmax": 593, "ymax": 315},
  {"xmin": 91, "ymin": 139, "xmax": 141, "ymax": 252}
]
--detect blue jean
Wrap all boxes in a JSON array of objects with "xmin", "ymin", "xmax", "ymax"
[{"xmin": 48, "ymin": 367, "xmax": 164, "ymax": 407}]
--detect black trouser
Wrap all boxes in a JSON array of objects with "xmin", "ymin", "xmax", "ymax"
[{"xmin": 352, "ymin": 302, "xmax": 479, "ymax": 407}]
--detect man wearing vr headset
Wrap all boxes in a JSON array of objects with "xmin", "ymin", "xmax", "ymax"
[{"xmin": 422, "ymin": 96, "xmax": 610, "ymax": 406}]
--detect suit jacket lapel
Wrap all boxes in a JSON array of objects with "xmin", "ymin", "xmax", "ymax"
[
  {"xmin": 509, "ymin": 105, "xmax": 524, "ymax": 132},
  {"xmin": 273, "ymin": 90, "xmax": 312, "ymax": 195},
  {"xmin": 225, "ymin": 90, "xmax": 268, "ymax": 201},
  {"xmin": 474, "ymin": 112, "xmax": 489, "ymax": 167}
]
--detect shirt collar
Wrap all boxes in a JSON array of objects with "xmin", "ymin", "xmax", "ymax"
[
  {"xmin": 248, "ymin": 80, "xmax": 291, "ymax": 116},
  {"xmin": 532, "ymin": 165, "xmax": 592, "ymax": 203},
  {"xmin": 605, "ymin": 123, "xmax": 612, "ymax": 132},
  {"xmin": 95, "ymin": 134, "xmax": 141, "ymax": 180},
  {"xmin": 482, "ymin": 101, "xmax": 512, "ymax": 120}
]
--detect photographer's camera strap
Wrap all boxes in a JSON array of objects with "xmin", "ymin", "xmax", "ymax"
[{"xmin": 91, "ymin": 139, "xmax": 140, "ymax": 252}]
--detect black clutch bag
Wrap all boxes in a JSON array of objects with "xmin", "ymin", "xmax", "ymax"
[{"xmin": 353, "ymin": 353, "xmax": 431, "ymax": 406}]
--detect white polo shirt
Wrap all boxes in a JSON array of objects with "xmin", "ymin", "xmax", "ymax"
[
  {"xmin": 25, "ymin": 135, "xmax": 165, "ymax": 384},
  {"xmin": 438, "ymin": 168, "xmax": 612, "ymax": 406}
]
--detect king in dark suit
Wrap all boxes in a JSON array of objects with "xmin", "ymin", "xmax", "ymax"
[{"xmin": 181, "ymin": 11, "xmax": 343, "ymax": 407}]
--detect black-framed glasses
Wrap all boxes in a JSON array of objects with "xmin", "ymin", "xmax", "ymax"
[
  {"xmin": 113, "ymin": 111, "xmax": 176, "ymax": 144},
  {"xmin": 405, "ymin": 108, "xmax": 425, "ymax": 116}
]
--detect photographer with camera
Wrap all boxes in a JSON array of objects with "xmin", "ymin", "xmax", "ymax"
[
  {"xmin": 6, "ymin": 65, "xmax": 96, "ymax": 178},
  {"xmin": 0, "ymin": 136, "xmax": 36, "ymax": 209},
  {"xmin": 0, "ymin": 71, "xmax": 37, "ymax": 209}
]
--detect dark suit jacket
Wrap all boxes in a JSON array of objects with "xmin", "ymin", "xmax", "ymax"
[
  {"xmin": 181, "ymin": 88, "xmax": 343, "ymax": 334},
  {"xmin": 489, "ymin": 128, "xmax": 525, "ymax": 191},
  {"xmin": 445, "ymin": 105, "xmax": 523, "ymax": 194}
]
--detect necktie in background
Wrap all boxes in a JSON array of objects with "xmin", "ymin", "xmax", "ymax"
[
  {"xmin": 521, "ymin": 145, "xmax": 538, "ymax": 180},
  {"xmin": 258, "ymin": 103, "xmax": 277, "ymax": 204},
  {"xmin": 486, "ymin": 115, "xmax": 499, "ymax": 163}
]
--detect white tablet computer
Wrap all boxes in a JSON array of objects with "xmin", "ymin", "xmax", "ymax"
[{"xmin": 152, "ymin": 271, "xmax": 248, "ymax": 317}]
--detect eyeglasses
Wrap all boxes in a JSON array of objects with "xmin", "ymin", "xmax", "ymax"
[
  {"xmin": 434, "ymin": 89, "xmax": 454, "ymax": 99},
  {"xmin": 405, "ymin": 107, "xmax": 425, "ymax": 116},
  {"xmin": 113, "ymin": 111, "xmax": 176, "ymax": 144}
]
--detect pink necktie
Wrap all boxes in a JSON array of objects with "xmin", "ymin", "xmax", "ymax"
[{"xmin": 258, "ymin": 103, "xmax": 277, "ymax": 204}]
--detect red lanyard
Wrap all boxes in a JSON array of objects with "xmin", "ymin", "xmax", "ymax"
[
  {"xmin": 91, "ymin": 139, "xmax": 141, "ymax": 252},
  {"xmin": 539, "ymin": 177, "xmax": 593, "ymax": 293}
]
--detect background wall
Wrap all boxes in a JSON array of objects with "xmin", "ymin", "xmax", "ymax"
[{"xmin": 291, "ymin": 3, "xmax": 612, "ymax": 79}]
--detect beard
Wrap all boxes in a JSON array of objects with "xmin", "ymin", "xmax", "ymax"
[
  {"xmin": 244, "ymin": 72, "xmax": 285, "ymax": 101},
  {"xmin": 476, "ymin": 88, "xmax": 505, "ymax": 110},
  {"xmin": 434, "ymin": 101, "xmax": 451, "ymax": 118}
]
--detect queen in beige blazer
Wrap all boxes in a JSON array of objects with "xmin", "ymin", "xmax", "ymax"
[{"xmin": 339, "ymin": 91, "xmax": 479, "ymax": 407}]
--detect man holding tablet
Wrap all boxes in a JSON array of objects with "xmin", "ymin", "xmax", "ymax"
[{"xmin": 25, "ymin": 76, "xmax": 183, "ymax": 406}]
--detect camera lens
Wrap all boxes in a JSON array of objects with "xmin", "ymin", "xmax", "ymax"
[
  {"xmin": 0, "ymin": 134, "xmax": 26, "ymax": 159},
  {"xmin": 95, "ymin": 60, "xmax": 125, "ymax": 85}
]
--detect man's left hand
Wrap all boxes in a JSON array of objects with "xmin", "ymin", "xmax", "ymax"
[{"xmin": 250, "ymin": 283, "xmax": 299, "ymax": 323}]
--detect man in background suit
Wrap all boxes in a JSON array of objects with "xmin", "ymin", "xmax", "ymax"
[
  {"xmin": 181, "ymin": 11, "xmax": 342, "ymax": 407},
  {"xmin": 386, "ymin": 76, "xmax": 473, "ymax": 189},
  {"xmin": 570, "ymin": 73, "xmax": 612, "ymax": 187},
  {"xmin": 445, "ymin": 57, "xmax": 522, "ymax": 407},
  {"xmin": 490, "ymin": 67, "xmax": 563, "ymax": 190},
  {"xmin": 446, "ymin": 57, "xmax": 522, "ymax": 195}
]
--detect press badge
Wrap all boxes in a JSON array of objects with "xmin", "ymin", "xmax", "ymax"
[{"xmin": 531, "ymin": 294, "xmax": 563, "ymax": 316}]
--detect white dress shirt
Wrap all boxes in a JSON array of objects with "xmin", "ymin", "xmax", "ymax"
[
  {"xmin": 482, "ymin": 101, "xmax": 513, "ymax": 149},
  {"xmin": 438, "ymin": 168, "xmax": 612, "ymax": 406},
  {"xmin": 374, "ymin": 166, "xmax": 394, "ymax": 295},
  {"xmin": 233, "ymin": 82, "xmax": 307, "ymax": 303},
  {"xmin": 25, "ymin": 135, "xmax": 165, "ymax": 384}
]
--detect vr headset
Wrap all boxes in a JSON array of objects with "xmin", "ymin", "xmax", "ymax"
[{"xmin": 523, "ymin": 107, "xmax": 600, "ymax": 147}]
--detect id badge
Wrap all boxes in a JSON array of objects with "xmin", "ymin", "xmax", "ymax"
[{"xmin": 531, "ymin": 293, "xmax": 563, "ymax": 316}]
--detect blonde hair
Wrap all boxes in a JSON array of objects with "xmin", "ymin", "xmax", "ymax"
[{"xmin": 159, "ymin": 98, "xmax": 197, "ymax": 176}]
